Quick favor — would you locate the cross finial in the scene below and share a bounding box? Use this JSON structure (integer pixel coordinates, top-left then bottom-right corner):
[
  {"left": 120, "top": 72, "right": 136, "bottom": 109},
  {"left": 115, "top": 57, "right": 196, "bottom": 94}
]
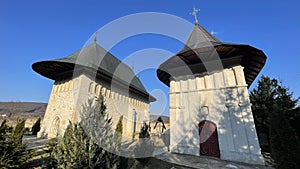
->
[
  {"left": 131, "top": 62, "right": 134, "bottom": 72},
  {"left": 93, "top": 32, "right": 98, "bottom": 43},
  {"left": 191, "top": 8, "right": 200, "bottom": 24}
]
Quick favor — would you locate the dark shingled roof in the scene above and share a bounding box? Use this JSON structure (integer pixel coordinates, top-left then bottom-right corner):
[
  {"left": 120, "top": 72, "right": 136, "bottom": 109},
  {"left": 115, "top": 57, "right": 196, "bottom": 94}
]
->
[
  {"left": 157, "top": 24, "right": 267, "bottom": 87},
  {"left": 32, "top": 43, "right": 155, "bottom": 102}
]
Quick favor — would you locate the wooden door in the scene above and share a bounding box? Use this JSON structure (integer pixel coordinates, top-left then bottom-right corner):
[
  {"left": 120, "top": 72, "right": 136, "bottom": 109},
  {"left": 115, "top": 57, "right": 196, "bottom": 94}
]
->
[{"left": 199, "top": 120, "right": 220, "bottom": 158}]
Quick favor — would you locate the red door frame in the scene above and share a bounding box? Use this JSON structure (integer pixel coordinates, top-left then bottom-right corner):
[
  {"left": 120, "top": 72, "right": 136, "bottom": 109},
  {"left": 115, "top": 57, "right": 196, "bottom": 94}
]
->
[{"left": 199, "top": 120, "right": 220, "bottom": 158}]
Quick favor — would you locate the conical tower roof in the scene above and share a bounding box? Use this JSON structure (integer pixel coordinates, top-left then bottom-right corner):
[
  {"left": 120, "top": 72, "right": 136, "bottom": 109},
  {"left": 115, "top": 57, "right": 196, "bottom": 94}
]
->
[
  {"left": 157, "top": 23, "right": 267, "bottom": 87},
  {"left": 32, "top": 43, "right": 155, "bottom": 102},
  {"left": 182, "top": 23, "right": 220, "bottom": 50}
]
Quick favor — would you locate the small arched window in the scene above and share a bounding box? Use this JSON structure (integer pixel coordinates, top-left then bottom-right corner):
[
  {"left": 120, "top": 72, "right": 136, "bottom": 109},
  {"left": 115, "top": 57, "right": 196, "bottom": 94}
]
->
[
  {"left": 106, "top": 89, "right": 110, "bottom": 98},
  {"left": 69, "top": 81, "right": 73, "bottom": 91},
  {"left": 57, "top": 83, "right": 61, "bottom": 92},
  {"left": 51, "top": 116, "right": 61, "bottom": 137},
  {"left": 96, "top": 85, "right": 101, "bottom": 95},
  {"left": 88, "top": 82, "right": 94, "bottom": 93},
  {"left": 101, "top": 87, "right": 106, "bottom": 96},
  {"left": 53, "top": 85, "right": 57, "bottom": 93},
  {"left": 61, "top": 82, "right": 65, "bottom": 92}
]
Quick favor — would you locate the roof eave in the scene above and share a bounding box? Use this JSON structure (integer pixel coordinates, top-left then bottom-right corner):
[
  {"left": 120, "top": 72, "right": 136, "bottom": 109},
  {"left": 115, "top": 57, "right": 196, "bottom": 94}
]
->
[{"left": 156, "top": 44, "right": 267, "bottom": 88}]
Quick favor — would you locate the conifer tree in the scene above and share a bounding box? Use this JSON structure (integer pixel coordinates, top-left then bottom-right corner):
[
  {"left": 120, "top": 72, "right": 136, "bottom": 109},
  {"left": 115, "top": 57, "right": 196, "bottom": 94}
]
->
[
  {"left": 269, "top": 105, "right": 300, "bottom": 169},
  {"left": 0, "top": 119, "right": 33, "bottom": 168},
  {"left": 80, "top": 95, "right": 120, "bottom": 155},
  {"left": 0, "top": 120, "right": 7, "bottom": 141},
  {"left": 11, "top": 119, "right": 26, "bottom": 143},
  {"left": 44, "top": 122, "right": 109, "bottom": 169},
  {"left": 116, "top": 115, "right": 123, "bottom": 144},
  {"left": 250, "top": 76, "right": 300, "bottom": 168},
  {"left": 250, "top": 76, "right": 299, "bottom": 133},
  {"left": 44, "top": 95, "right": 123, "bottom": 169},
  {"left": 134, "top": 122, "right": 153, "bottom": 159},
  {"left": 138, "top": 122, "right": 150, "bottom": 139}
]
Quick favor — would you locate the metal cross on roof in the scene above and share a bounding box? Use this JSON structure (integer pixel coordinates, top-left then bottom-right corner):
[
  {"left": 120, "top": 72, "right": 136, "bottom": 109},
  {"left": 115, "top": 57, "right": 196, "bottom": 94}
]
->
[
  {"left": 93, "top": 32, "right": 98, "bottom": 43},
  {"left": 191, "top": 8, "right": 200, "bottom": 24}
]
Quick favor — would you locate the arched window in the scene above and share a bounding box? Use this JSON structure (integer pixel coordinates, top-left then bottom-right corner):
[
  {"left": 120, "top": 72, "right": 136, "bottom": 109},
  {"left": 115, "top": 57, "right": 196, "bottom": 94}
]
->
[
  {"left": 111, "top": 92, "right": 115, "bottom": 99},
  {"left": 61, "top": 82, "right": 65, "bottom": 92},
  {"left": 88, "top": 82, "right": 94, "bottom": 93},
  {"left": 69, "top": 81, "right": 73, "bottom": 91},
  {"left": 101, "top": 87, "right": 106, "bottom": 96},
  {"left": 95, "top": 85, "right": 101, "bottom": 95},
  {"left": 73, "top": 79, "right": 78, "bottom": 90},
  {"left": 51, "top": 116, "right": 60, "bottom": 137},
  {"left": 53, "top": 85, "right": 57, "bottom": 93},
  {"left": 66, "top": 81, "right": 70, "bottom": 91},
  {"left": 132, "top": 109, "right": 137, "bottom": 134},
  {"left": 106, "top": 89, "right": 110, "bottom": 98},
  {"left": 131, "top": 98, "right": 134, "bottom": 104},
  {"left": 57, "top": 83, "right": 61, "bottom": 92}
]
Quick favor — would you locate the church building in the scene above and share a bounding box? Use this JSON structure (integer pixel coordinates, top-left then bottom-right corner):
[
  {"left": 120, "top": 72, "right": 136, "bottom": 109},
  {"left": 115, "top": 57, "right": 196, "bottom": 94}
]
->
[
  {"left": 157, "top": 22, "right": 267, "bottom": 165},
  {"left": 33, "top": 42, "right": 155, "bottom": 138},
  {"left": 33, "top": 13, "right": 267, "bottom": 165}
]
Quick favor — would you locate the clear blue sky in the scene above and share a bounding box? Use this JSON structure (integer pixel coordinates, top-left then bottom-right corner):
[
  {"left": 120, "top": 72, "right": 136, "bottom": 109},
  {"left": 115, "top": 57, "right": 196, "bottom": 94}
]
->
[{"left": 0, "top": 1, "right": 299, "bottom": 115}]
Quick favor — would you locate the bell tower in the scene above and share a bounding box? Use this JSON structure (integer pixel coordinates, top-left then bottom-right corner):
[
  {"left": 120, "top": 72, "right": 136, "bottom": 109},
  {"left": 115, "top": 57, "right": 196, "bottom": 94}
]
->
[{"left": 157, "top": 21, "right": 266, "bottom": 165}]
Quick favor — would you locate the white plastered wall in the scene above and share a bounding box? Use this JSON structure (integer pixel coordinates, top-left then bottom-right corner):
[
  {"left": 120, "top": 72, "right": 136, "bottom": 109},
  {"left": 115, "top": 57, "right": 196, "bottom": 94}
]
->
[
  {"left": 38, "top": 73, "right": 150, "bottom": 138},
  {"left": 169, "top": 66, "right": 264, "bottom": 165}
]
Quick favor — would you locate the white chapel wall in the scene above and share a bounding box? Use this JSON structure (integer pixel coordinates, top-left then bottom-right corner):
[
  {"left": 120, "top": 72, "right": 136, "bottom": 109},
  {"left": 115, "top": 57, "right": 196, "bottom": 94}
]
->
[
  {"left": 169, "top": 65, "right": 264, "bottom": 165},
  {"left": 38, "top": 76, "right": 78, "bottom": 138},
  {"left": 80, "top": 74, "right": 150, "bottom": 137},
  {"left": 39, "top": 73, "right": 150, "bottom": 138}
]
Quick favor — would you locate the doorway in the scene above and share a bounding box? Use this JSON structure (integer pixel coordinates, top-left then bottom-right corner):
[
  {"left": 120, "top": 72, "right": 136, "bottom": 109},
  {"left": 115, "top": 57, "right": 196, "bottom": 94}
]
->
[{"left": 199, "top": 120, "right": 220, "bottom": 158}]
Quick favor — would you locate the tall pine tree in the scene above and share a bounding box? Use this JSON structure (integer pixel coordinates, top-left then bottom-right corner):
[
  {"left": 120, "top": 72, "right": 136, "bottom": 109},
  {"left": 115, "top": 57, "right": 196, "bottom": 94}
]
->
[
  {"left": 134, "top": 122, "right": 153, "bottom": 159},
  {"left": 115, "top": 115, "right": 123, "bottom": 144},
  {"left": 269, "top": 105, "right": 300, "bottom": 169},
  {"left": 0, "top": 120, "right": 7, "bottom": 141},
  {"left": 0, "top": 119, "right": 33, "bottom": 169},
  {"left": 250, "top": 76, "right": 300, "bottom": 168},
  {"left": 250, "top": 76, "right": 299, "bottom": 133}
]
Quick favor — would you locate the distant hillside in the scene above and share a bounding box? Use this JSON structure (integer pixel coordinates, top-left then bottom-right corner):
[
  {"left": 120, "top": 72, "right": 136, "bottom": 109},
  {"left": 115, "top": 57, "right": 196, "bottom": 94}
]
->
[
  {"left": 150, "top": 114, "right": 170, "bottom": 123},
  {"left": 0, "top": 102, "right": 47, "bottom": 118},
  {"left": 0, "top": 102, "right": 171, "bottom": 123}
]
